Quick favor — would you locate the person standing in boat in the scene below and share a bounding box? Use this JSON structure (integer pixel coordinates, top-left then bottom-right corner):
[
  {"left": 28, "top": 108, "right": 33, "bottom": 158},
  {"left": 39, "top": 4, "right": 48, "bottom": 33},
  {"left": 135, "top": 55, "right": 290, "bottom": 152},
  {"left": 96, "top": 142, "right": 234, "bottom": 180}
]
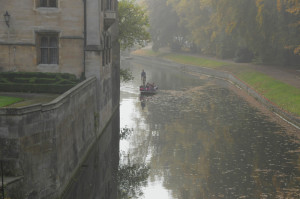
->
[{"left": 141, "top": 70, "right": 146, "bottom": 86}]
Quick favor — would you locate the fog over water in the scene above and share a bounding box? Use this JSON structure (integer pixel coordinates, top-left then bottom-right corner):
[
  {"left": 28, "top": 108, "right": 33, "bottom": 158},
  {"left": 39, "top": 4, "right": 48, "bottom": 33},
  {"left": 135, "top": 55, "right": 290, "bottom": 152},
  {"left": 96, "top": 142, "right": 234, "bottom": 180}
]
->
[{"left": 119, "top": 56, "right": 300, "bottom": 198}]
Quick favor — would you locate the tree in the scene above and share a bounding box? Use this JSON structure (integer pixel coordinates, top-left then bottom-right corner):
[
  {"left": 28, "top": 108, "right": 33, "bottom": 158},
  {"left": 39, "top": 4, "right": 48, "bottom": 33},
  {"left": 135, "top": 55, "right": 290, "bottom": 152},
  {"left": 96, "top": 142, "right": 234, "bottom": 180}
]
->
[
  {"left": 279, "top": 0, "right": 300, "bottom": 55},
  {"left": 120, "top": 68, "right": 134, "bottom": 82},
  {"left": 119, "top": 0, "right": 150, "bottom": 50},
  {"left": 147, "top": 0, "right": 187, "bottom": 51}
]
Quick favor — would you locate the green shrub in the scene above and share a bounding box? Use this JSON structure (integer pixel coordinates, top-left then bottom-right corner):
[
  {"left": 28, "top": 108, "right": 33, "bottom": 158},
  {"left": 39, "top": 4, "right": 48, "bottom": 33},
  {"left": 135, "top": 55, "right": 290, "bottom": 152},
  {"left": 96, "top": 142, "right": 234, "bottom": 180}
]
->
[{"left": 0, "top": 72, "right": 81, "bottom": 94}]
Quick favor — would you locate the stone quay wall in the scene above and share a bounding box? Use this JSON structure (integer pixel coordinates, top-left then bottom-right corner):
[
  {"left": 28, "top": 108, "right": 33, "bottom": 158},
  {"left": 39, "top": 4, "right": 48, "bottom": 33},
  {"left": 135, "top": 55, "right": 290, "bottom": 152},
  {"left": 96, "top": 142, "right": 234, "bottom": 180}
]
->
[
  {"left": 181, "top": 64, "right": 300, "bottom": 128},
  {"left": 0, "top": 76, "right": 116, "bottom": 199}
]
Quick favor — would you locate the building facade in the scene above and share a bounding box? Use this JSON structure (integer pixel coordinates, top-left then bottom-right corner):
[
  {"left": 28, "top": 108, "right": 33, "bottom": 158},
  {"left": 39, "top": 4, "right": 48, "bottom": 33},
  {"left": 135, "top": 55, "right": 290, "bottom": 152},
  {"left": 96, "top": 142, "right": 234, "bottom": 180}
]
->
[
  {"left": 0, "top": 0, "right": 120, "bottom": 198},
  {"left": 0, "top": 0, "right": 117, "bottom": 79}
]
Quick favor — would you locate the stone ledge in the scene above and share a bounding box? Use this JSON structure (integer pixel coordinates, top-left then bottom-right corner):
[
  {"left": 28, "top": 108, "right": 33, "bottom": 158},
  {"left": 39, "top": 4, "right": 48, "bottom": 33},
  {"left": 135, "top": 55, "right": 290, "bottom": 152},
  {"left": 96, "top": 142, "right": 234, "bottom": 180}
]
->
[
  {"left": 0, "top": 176, "right": 23, "bottom": 188},
  {"left": 0, "top": 42, "right": 35, "bottom": 46},
  {"left": 85, "top": 45, "right": 104, "bottom": 51},
  {"left": 0, "top": 76, "right": 97, "bottom": 115}
]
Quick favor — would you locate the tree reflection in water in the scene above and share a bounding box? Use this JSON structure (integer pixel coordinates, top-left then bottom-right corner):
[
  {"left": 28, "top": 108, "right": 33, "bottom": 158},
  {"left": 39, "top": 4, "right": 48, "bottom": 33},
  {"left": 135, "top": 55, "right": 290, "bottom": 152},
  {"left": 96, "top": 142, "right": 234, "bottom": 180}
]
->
[
  {"left": 123, "top": 85, "right": 300, "bottom": 198},
  {"left": 118, "top": 127, "right": 150, "bottom": 199},
  {"left": 120, "top": 127, "right": 134, "bottom": 140}
]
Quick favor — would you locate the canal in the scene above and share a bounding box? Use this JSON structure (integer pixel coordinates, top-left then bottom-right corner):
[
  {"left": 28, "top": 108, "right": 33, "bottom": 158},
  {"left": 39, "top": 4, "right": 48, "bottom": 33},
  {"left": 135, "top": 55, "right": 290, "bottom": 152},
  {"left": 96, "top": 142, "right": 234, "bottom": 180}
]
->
[{"left": 119, "top": 55, "right": 300, "bottom": 198}]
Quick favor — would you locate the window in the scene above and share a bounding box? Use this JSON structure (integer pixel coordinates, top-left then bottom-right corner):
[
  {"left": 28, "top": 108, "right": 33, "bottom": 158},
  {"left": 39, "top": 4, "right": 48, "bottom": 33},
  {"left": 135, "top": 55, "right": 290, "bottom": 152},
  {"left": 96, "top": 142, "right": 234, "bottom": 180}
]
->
[
  {"left": 106, "top": 0, "right": 112, "bottom": 10},
  {"left": 39, "top": 0, "right": 57, "bottom": 7},
  {"left": 101, "top": 0, "right": 104, "bottom": 11},
  {"left": 38, "top": 34, "right": 59, "bottom": 64},
  {"left": 102, "top": 33, "right": 111, "bottom": 66}
]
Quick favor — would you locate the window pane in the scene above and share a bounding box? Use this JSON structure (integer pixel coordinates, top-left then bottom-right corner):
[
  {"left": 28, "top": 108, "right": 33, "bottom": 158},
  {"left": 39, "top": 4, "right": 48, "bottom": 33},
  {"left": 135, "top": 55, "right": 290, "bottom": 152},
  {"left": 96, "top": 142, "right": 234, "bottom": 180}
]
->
[
  {"left": 40, "top": 0, "right": 47, "bottom": 7},
  {"left": 109, "top": 49, "right": 111, "bottom": 63},
  {"left": 106, "top": 50, "right": 109, "bottom": 64},
  {"left": 49, "top": 48, "right": 58, "bottom": 64},
  {"left": 106, "top": 0, "right": 110, "bottom": 10},
  {"left": 102, "top": 51, "right": 105, "bottom": 66},
  {"left": 41, "top": 49, "right": 48, "bottom": 64},
  {"left": 105, "top": 36, "right": 109, "bottom": 49},
  {"left": 49, "top": 0, "right": 57, "bottom": 7},
  {"left": 49, "top": 37, "right": 57, "bottom": 47},
  {"left": 41, "top": 37, "right": 48, "bottom": 48},
  {"left": 39, "top": 34, "right": 58, "bottom": 64},
  {"left": 108, "top": 36, "right": 111, "bottom": 48}
]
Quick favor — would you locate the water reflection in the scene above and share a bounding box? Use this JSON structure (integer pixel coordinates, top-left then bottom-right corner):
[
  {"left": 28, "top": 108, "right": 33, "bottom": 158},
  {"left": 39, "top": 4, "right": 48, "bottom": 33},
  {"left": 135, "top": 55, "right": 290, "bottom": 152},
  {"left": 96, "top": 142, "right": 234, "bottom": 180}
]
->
[
  {"left": 119, "top": 127, "right": 150, "bottom": 199},
  {"left": 145, "top": 86, "right": 300, "bottom": 198},
  {"left": 140, "top": 95, "right": 146, "bottom": 110},
  {"left": 120, "top": 56, "right": 300, "bottom": 199},
  {"left": 63, "top": 110, "right": 119, "bottom": 199}
]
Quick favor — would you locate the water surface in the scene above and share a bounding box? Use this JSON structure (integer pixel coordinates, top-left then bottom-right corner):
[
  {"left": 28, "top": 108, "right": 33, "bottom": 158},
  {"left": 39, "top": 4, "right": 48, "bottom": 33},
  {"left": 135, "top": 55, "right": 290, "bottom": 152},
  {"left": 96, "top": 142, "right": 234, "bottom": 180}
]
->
[{"left": 120, "top": 56, "right": 300, "bottom": 199}]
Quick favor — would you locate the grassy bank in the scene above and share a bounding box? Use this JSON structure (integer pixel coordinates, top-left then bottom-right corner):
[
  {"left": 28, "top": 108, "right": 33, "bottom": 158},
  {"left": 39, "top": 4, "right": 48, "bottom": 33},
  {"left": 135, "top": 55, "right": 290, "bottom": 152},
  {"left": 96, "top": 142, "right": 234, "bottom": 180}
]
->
[
  {"left": 238, "top": 72, "right": 300, "bottom": 116},
  {"left": 133, "top": 49, "right": 300, "bottom": 116},
  {"left": 163, "top": 54, "right": 227, "bottom": 68},
  {"left": 0, "top": 96, "right": 23, "bottom": 107}
]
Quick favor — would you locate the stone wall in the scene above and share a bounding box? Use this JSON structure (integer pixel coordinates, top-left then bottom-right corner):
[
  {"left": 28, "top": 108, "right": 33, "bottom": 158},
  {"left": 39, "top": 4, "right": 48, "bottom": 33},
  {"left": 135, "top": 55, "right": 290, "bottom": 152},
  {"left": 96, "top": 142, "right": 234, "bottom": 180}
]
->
[
  {"left": 0, "top": 76, "right": 117, "bottom": 199},
  {"left": 0, "top": 0, "right": 120, "bottom": 198},
  {"left": 61, "top": 109, "right": 119, "bottom": 199},
  {"left": 0, "top": 0, "right": 85, "bottom": 77}
]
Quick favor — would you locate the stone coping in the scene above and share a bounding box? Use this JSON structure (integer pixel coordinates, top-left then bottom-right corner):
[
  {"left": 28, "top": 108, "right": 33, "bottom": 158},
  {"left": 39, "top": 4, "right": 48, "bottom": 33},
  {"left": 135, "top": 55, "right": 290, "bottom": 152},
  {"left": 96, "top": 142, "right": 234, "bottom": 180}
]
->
[
  {"left": 0, "top": 76, "right": 97, "bottom": 116},
  {"left": 0, "top": 176, "right": 23, "bottom": 188}
]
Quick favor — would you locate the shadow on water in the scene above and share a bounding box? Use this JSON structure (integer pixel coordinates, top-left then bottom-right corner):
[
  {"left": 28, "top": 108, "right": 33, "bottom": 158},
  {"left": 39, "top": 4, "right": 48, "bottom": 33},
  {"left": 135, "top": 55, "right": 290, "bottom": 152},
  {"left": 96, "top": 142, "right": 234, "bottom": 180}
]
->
[
  {"left": 62, "top": 111, "right": 150, "bottom": 199},
  {"left": 120, "top": 57, "right": 300, "bottom": 198},
  {"left": 62, "top": 110, "right": 120, "bottom": 199}
]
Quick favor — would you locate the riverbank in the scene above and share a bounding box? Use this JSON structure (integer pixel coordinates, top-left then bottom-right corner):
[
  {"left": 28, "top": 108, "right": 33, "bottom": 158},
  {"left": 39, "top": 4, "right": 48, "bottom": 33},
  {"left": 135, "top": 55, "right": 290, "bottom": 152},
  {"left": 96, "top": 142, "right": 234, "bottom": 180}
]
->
[{"left": 131, "top": 48, "right": 300, "bottom": 128}]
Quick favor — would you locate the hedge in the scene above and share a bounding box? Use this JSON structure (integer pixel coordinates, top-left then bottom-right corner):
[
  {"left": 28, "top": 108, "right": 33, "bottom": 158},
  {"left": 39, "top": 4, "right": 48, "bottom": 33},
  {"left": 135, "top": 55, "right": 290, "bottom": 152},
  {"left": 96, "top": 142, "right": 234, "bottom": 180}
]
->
[{"left": 0, "top": 72, "right": 81, "bottom": 94}]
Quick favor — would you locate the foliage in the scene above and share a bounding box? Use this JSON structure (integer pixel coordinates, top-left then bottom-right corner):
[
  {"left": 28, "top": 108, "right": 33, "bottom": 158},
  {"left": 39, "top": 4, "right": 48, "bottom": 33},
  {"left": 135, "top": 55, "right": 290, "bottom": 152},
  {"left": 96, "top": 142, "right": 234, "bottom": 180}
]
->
[
  {"left": 280, "top": 0, "right": 300, "bottom": 55},
  {"left": 120, "top": 68, "right": 134, "bottom": 82},
  {"left": 120, "top": 127, "right": 134, "bottom": 139},
  {"left": 118, "top": 163, "right": 149, "bottom": 198},
  {"left": 118, "top": 151, "right": 150, "bottom": 199},
  {"left": 0, "top": 96, "right": 23, "bottom": 107},
  {"left": 119, "top": 0, "right": 150, "bottom": 50},
  {"left": 146, "top": 0, "right": 187, "bottom": 51},
  {"left": 0, "top": 72, "right": 80, "bottom": 94},
  {"left": 145, "top": 0, "right": 300, "bottom": 65}
]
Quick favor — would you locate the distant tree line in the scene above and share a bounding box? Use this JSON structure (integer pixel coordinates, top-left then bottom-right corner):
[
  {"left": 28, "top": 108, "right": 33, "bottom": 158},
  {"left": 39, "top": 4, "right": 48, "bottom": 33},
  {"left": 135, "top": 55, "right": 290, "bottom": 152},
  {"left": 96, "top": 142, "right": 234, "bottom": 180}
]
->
[{"left": 146, "top": 0, "right": 300, "bottom": 65}]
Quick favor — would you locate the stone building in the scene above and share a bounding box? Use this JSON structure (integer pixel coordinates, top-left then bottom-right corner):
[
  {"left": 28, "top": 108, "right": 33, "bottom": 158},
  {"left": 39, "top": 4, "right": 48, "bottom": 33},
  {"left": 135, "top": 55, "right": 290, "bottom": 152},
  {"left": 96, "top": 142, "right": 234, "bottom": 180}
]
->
[
  {"left": 0, "top": 0, "right": 120, "bottom": 198},
  {"left": 0, "top": 0, "right": 118, "bottom": 79}
]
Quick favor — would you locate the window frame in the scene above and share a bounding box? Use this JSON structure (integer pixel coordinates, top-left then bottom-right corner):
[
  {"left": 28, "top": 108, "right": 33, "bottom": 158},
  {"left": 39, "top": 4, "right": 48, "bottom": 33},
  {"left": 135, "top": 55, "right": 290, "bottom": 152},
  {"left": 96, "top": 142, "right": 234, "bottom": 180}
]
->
[
  {"left": 105, "top": 0, "right": 112, "bottom": 10},
  {"left": 37, "top": 33, "right": 59, "bottom": 65},
  {"left": 102, "top": 33, "right": 112, "bottom": 66},
  {"left": 38, "top": 0, "right": 57, "bottom": 8}
]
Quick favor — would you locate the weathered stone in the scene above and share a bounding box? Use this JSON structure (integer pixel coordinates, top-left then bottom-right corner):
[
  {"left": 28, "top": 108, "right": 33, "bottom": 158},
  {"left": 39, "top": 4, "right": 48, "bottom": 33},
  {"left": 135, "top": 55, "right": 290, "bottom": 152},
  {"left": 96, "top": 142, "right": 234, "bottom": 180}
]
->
[{"left": 0, "top": 0, "right": 120, "bottom": 198}]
